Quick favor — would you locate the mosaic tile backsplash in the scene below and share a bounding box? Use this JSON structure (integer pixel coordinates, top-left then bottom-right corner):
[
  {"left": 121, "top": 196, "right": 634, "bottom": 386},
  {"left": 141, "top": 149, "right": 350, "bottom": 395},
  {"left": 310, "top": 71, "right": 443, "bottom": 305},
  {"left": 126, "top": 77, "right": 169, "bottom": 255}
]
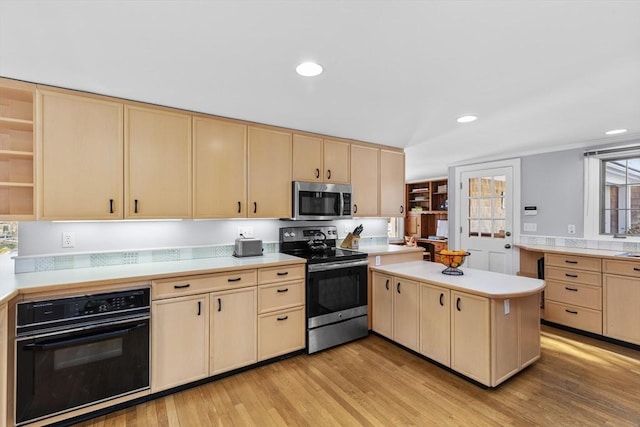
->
[
  {"left": 13, "top": 236, "right": 390, "bottom": 274},
  {"left": 519, "top": 235, "right": 640, "bottom": 253},
  {"left": 14, "top": 242, "right": 279, "bottom": 274}
]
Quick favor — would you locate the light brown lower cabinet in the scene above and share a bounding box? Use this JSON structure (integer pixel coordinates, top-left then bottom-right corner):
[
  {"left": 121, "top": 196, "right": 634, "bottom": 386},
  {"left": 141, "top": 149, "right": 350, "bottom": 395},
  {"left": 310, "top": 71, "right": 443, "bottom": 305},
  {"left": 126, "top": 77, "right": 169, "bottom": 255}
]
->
[
  {"left": 604, "top": 273, "right": 640, "bottom": 345},
  {"left": 152, "top": 294, "right": 210, "bottom": 392},
  {"left": 374, "top": 271, "right": 541, "bottom": 387},
  {"left": 0, "top": 303, "right": 6, "bottom": 425},
  {"left": 258, "top": 306, "right": 305, "bottom": 361},
  {"left": 420, "top": 283, "right": 450, "bottom": 366},
  {"left": 210, "top": 287, "right": 257, "bottom": 375},
  {"left": 451, "top": 291, "right": 491, "bottom": 384}
]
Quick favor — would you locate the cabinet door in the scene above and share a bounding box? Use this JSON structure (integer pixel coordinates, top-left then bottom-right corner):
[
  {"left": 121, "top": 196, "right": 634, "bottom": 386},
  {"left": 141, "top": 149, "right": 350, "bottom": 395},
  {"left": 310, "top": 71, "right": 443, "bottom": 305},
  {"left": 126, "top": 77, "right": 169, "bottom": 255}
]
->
[
  {"left": 0, "top": 303, "right": 6, "bottom": 424},
  {"left": 604, "top": 275, "right": 640, "bottom": 345},
  {"left": 406, "top": 214, "right": 420, "bottom": 237},
  {"left": 451, "top": 291, "right": 490, "bottom": 385},
  {"left": 393, "top": 278, "right": 419, "bottom": 351},
  {"left": 210, "top": 287, "right": 257, "bottom": 375},
  {"left": 152, "top": 294, "right": 209, "bottom": 392},
  {"left": 125, "top": 105, "right": 192, "bottom": 218},
  {"left": 323, "top": 139, "right": 350, "bottom": 183},
  {"left": 372, "top": 272, "right": 393, "bottom": 338},
  {"left": 247, "top": 127, "right": 292, "bottom": 218},
  {"left": 420, "top": 284, "right": 450, "bottom": 366},
  {"left": 292, "top": 134, "right": 323, "bottom": 182},
  {"left": 351, "top": 144, "right": 379, "bottom": 217},
  {"left": 258, "top": 306, "right": 305, "bottom": 360},
  {"left": 193, "top": 117, "right": 247, "bottom": 218},
  {"left": 380, "top": 150, "right": 405, "bottom": 217},
  {"left": 39, "top": 90, "right": 123, "bottom": 219}
]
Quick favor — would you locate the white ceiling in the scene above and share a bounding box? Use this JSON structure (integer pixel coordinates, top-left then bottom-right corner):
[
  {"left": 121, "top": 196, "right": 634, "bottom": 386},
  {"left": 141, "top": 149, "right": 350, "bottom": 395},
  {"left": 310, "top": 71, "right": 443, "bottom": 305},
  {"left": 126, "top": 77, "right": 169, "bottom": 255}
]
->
[{"left": 1, "top": 0, "right": 639, "bottom": 181}]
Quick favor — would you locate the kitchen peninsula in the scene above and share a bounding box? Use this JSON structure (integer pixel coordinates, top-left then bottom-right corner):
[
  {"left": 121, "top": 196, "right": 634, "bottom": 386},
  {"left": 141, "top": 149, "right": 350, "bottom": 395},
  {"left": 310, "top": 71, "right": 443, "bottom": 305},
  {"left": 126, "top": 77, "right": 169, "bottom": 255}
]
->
[{"left": 370, "top": 261, "right": 545, "bottom": 387}]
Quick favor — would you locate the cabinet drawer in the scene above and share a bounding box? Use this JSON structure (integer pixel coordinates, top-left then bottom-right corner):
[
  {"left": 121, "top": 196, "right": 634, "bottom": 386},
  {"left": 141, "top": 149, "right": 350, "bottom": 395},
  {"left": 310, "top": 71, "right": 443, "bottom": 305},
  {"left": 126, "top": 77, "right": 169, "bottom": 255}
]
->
[
  {"left": 545, "top": 280, "right": 601, "bottom": 310},
  {"left": 258, "top": 280, "right": 305, "bottom": 313},
  {"left": 258, "top": 264, "right": 305, "bottom": 285},
  {"left": 545, "top": 253, "right": 601, "bottom": 272},
  {"left": 258, "top": 306, "right": 305, "bottom": 360},
  {"left": 545, "top": 266, "right": 602, "bottom": 287},
  {"left": 603, "top": 259, "right": 640, "bottom": 278},
  {"left": 153, "top": 269, "right": 257, "bottom": 299},
  {"left": 545, "top": 301, "right": 602, "bottom": 334}
]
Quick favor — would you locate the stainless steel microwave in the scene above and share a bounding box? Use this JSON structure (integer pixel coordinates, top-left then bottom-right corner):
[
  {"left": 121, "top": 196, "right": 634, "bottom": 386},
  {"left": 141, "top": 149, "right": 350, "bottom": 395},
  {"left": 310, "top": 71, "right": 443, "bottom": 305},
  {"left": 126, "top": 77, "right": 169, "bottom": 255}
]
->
[{"left": 292, "top": 181, "right": 353, "bottom": 220}]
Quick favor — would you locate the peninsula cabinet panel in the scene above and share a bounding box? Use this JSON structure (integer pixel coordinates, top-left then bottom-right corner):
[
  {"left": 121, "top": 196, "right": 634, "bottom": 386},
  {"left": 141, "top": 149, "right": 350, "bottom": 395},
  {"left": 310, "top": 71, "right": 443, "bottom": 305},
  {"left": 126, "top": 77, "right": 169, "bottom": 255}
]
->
[
  {"left": 247, "top": 127, "right": 292, "bottom": 218},
  {"left": 392, "top": 278, "right": 419, "bottom": 351},
  {"left": 125, "top": 105, "right": 192, "bottom": 219},
  {"left": 490, "top": 298, "right": 520, "bottom": 385},
  {"left": 419, "top": 283, "right": 450, "bottom": 366},
  {"left": 152, "top": 294, "right": 210, "bottom": 392},
  {"left": 38, "top": 90, "right": 124, "bottom": 219},
  {"left": 0, "top": 303, "right": 6, "bottom": 425},
  {"left": 380, "top": 149, "right": 405, "bottom": 217},
  {"left": 604, "top": 274, "right": 640, "bottom": 345},
  {"left": 210, "top": 287, "right": 257, "bottom": 375},
  {"left": 451, "top": 291, "right": 490, "bottom": 385},
  {"left": 351, "top": 144, "right": 379, "bottom": 217},
  {"left": 372, "top": 272, "right": 393, "bottom": 339},
  {"left": 193, "top": 117, "right": 247, "bottom": 218}
]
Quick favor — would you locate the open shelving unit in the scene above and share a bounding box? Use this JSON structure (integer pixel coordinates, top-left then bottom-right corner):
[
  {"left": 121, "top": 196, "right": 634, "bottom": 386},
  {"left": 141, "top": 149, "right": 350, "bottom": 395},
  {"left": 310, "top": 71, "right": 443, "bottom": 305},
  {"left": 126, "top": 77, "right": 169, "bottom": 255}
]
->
[
  {"left": 405, "top": 178, "right": 448, "bottom": 238},
  {"left": 0, "top": 78, "right": 36, "bottom": 219}
]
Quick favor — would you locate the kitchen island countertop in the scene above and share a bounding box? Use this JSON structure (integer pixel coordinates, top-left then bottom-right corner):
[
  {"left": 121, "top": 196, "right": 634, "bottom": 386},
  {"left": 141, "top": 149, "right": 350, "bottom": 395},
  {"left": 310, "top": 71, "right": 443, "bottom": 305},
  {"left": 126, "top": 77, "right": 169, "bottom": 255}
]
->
[
  {"left": 0, "top": 253, "right": 305, "bottom": 303},
  {"left": 370, "top": 260, "right": 544, "bottom": 298}
]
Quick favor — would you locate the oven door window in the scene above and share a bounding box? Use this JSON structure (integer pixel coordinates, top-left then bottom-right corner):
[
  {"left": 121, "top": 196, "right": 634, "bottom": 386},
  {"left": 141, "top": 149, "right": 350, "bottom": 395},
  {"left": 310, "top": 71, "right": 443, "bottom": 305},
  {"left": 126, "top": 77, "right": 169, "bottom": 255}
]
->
[
  {"left": 16, "top": 320, "right": 149, "bottom": 425},
  {"left": 298, "top": 190, "right": 341, "bottom": 217},
  {"left": 307, "top": 266, "right": 367, "bottom": 318}
]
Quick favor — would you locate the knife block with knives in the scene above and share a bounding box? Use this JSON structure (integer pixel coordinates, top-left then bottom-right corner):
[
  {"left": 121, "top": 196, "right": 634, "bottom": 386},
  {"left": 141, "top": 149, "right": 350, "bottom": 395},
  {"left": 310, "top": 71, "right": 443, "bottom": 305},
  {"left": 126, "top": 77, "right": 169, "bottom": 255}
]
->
[{"left": 340, "top": 224, "right": 363, "bottom": 249}]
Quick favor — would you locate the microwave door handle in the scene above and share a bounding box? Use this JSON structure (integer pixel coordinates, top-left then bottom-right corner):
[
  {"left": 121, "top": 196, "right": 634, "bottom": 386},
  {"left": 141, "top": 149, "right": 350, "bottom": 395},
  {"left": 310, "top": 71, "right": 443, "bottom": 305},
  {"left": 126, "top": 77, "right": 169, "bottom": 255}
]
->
[{"left": 22, "top": 323, "right": 147, "bottom": 351}]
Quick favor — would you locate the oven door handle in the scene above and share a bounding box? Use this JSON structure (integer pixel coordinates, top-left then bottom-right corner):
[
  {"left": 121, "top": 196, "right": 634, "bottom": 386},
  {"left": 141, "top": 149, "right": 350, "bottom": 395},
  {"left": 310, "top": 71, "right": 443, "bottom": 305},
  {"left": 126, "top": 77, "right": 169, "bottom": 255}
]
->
[
  {"left": 307, "top": 259, "right": 369, "bottom": 272},
  {"left": 22, "top": 323, "right": 147, "bottom": 351}
]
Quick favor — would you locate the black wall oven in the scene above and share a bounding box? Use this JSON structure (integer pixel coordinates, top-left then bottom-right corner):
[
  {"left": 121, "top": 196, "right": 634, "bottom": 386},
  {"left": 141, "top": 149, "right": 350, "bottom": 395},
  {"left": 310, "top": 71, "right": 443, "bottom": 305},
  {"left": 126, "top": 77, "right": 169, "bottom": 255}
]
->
[{"left": 15, "top": 288, "right": 150, "bottom": 426}]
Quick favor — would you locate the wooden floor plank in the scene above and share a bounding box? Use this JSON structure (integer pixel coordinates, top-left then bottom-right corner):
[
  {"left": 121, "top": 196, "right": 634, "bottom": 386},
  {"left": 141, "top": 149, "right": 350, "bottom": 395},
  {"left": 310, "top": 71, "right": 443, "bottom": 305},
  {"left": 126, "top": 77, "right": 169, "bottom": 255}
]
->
[{"left": 73, "top": 325, "right": 640, "bottom": 426}]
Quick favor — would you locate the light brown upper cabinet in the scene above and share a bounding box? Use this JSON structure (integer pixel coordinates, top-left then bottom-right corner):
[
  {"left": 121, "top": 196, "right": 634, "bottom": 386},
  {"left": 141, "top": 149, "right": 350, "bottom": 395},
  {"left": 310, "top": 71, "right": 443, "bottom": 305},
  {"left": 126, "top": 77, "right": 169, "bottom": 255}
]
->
[
  {"left": 380, "top": 149, "right": 405, "bottom": 217},
  {"left": 193, "top": 117, "right": 247, "bottom": 218},
  {"left": 247, "top": 127, "right": 292, "bottom": 218},
  {"left": 38, "top": 90, "right": 124, "bottom": 220},
  {"left": 0, "top": 78, "right": 35, "bottom": 219},
  {"left": 350, "top": 144, "right": 379, "bottom": 217},
  {"left": 292, "top": 134, "right": 349, "bottom": 184},
  {"left": 125, "top": 105, "right": 192, "bottom": 219}
]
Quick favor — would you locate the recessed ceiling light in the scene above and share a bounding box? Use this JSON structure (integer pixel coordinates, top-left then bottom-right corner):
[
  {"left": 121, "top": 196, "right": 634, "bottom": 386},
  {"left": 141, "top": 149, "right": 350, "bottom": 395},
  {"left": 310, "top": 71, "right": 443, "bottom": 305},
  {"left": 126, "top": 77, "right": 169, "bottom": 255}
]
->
[
  {"left": 296, "top": 62, "right": 323, "bottom": 77},
  {"left": 605, "top": 128, "right": 628, "bottom": 135},
  {"left": 457, "top": 115, "right": 478, "bottom": 123}
]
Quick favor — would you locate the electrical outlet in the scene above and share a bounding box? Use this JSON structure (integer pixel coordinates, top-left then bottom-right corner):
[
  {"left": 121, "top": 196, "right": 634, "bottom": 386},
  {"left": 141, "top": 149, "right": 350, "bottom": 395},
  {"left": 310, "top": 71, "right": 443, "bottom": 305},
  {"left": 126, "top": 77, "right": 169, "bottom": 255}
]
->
[
  {"left": 238, "top": 226, "right": 253, "bottom": 238},
  {"left": 62, "top": 232, "right": 75, "bottom": 248},
  {"left": 568, "top": 224, "right": 576, "bottom": 234},
  {"left": 343, "top": 224, "right": 352, "bottom": 234},
  {"left": 523, "top": 223, "right": 537, "bottom": 232}
]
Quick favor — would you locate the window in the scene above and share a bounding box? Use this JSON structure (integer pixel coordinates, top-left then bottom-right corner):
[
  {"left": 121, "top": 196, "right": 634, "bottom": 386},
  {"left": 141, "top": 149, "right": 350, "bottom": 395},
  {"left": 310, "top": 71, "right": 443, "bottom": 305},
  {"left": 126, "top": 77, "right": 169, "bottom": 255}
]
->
[
  {"left": 0, "top": 221, "right": 18, "bottom": 255},
  {"left": 601, "top": 157, "right": 640, "bottom": 235}
]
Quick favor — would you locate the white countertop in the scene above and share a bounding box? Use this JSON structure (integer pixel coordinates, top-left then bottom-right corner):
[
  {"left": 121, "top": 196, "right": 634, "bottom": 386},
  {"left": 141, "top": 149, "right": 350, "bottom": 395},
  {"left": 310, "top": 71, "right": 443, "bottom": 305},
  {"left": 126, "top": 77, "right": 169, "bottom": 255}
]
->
[
  {"left": 515, "top": 243, "right": 633, "bottom": 259},
  {"left": 371, "top": 261, "right": 545, "bottom": 298},
  {"left": 0, "top": 253, "right": 305, "bottom": 303}
]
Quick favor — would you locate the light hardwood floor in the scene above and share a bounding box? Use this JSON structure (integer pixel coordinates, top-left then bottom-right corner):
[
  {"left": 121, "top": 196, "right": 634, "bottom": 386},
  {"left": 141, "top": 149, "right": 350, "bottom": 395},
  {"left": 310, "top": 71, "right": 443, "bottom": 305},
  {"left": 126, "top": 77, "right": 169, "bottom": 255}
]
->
[{"left": 75, "top": 325, "right": 640, "bottom": 426}]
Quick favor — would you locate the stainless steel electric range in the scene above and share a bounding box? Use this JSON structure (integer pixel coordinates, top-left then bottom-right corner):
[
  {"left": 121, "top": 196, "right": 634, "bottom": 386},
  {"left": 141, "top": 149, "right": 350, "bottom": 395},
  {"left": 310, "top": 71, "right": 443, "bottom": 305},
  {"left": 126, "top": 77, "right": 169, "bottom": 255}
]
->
[{"left": 279, "top": 225, "right": 369, "bottom": 353}]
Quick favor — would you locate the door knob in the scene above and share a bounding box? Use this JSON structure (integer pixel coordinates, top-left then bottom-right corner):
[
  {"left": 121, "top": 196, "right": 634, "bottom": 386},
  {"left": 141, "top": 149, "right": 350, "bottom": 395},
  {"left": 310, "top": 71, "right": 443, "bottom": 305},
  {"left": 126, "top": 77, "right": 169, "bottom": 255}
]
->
[
  {"left": 505, "top": 231, "right": 511, "bottom": 237},
  {"left": 505, "top": 244, "right": 511, "bottom": 249}
]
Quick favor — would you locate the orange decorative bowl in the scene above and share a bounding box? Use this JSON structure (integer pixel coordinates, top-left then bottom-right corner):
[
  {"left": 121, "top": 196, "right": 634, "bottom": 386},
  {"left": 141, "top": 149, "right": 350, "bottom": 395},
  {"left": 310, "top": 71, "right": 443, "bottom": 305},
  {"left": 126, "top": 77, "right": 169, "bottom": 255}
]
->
[{"left": 438, "top": 251, "right": 470, "bottom": 275}]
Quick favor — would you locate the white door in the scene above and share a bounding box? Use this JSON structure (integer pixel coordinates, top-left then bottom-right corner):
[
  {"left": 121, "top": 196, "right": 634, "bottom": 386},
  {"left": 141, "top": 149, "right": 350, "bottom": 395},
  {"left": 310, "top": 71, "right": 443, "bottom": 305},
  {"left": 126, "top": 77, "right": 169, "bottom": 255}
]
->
[{"left": 458, "top": 165, "right": 515, "bottom": 274}]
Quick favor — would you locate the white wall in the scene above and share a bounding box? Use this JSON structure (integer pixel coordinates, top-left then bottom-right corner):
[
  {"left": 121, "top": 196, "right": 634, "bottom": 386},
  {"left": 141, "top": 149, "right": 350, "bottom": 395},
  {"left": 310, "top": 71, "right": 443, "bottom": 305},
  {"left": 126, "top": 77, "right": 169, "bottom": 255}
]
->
[{"left": 18, "top": 218, "right": 389, "bottom": 256}]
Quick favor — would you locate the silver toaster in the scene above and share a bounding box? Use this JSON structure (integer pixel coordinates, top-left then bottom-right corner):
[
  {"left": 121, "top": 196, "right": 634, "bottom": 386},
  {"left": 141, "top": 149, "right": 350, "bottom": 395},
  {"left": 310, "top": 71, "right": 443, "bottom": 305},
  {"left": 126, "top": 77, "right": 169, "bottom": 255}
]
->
[{"left": 233, "top": 238, "right": 263, "bottom": 257}]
